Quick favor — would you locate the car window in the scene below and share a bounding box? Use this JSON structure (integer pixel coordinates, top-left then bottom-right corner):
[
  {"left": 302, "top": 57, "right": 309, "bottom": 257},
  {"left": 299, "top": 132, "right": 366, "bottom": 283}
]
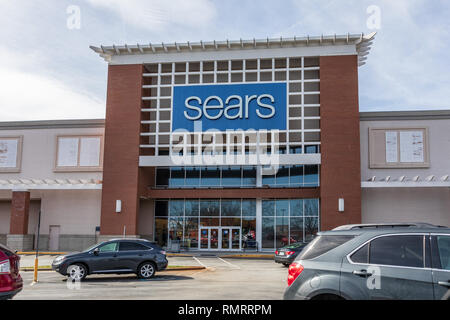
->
[
  {"left": 98, "top": 242, "right": 118, "bottom": 253},
  {"left": 297, "top": 235, "right": 355, "bottom": 260},
  {"left": 0, "top": 244, "right": 14, "bottom": 256},
  {"left": 350, "top": 243, "right": 369, "bottom": 264},
  {"left": 369, "top": 235, "right": 424, "bottom": 268},
  {"left": 436, "top": 236, "right": 450, "bottom": 270},
  {"left": 284, "top": 242, "right": 306, "bottom": 249},
  {"left": 119, "top": 242, "right": 151, "bottom": 251}
]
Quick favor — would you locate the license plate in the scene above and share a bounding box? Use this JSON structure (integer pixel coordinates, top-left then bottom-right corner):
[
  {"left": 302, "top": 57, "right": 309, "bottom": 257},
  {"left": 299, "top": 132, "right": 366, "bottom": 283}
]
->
[{"left": 279, "top": 252, "right": 285, "bottom": 256}]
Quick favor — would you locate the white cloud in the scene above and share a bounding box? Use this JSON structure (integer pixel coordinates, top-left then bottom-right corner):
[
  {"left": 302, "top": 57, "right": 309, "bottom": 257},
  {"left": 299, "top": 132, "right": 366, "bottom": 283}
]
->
[
  {"left": 0, "top": 49, "right": 105, "bottom": 121},
  {"left": 85, "top": 0, "right": 217, "bottom": 31},
  {"left": 284, "top": 0, "right": 450, "bottom": 111}
]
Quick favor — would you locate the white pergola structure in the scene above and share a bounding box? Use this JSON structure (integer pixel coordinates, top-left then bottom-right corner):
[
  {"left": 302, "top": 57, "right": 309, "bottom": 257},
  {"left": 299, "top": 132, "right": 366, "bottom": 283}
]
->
[
  {"left": 90, "top": 32, "right": 376, "bottom": 67},
  {"left": 362, "top": 175, "right": 450, "bottom": 188},
  {"left": 0, "top": 178, "right": 102, "bottom": 190}
]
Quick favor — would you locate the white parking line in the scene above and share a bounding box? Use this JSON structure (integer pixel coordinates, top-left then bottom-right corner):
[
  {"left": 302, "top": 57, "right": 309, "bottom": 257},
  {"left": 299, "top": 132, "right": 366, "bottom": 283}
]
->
[
  {"left": 193, "top": 256, "right": 208, "bottom": 268},
  {"left": 218, "top": 257, "right": 241, "bottom": 269}
]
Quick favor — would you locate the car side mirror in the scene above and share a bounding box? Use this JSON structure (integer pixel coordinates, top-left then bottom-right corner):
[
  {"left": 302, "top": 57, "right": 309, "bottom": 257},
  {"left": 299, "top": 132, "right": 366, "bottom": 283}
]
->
[{"left": 93, "top": 248, "right": 99, "bottom": 256}]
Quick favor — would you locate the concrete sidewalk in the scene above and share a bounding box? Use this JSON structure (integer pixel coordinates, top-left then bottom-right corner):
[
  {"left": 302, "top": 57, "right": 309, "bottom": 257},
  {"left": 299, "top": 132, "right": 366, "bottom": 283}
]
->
[{"left": 19, "top": 255, "right": 58, "bottom": 268}]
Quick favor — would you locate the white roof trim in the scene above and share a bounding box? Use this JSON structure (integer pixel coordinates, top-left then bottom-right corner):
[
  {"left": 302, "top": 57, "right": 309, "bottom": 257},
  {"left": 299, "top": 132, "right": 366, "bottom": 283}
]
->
[
  {"left": 90, "top": 32, "right": 375, "bottom": 67},
  {"left": 362, "top": 174, "right": 450, "bottom": 188},
  {"left": 0, "top": 178, "right": 102, "bottom": 190}
]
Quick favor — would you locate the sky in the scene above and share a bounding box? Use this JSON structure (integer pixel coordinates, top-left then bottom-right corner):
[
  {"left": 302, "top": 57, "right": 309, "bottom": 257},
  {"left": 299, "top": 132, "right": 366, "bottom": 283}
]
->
[{"left": 0, "top": 0, "right": 449, "bottom": 121}]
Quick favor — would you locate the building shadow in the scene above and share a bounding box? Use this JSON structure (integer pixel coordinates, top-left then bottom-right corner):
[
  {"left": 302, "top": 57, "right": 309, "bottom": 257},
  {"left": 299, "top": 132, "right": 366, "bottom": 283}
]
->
[{"left": 63, "top": 274, "right": 194, "bottom": 283}]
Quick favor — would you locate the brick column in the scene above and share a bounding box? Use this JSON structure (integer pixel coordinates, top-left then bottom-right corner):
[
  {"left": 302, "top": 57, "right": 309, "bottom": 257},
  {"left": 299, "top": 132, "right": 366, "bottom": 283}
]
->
[
  {"left": 7, "top": 191, "right": 33, "bottom": 251},
  {"left": 100, "top": 64, "right": 144, "bottom": 237},
  {"left": 319, "top": 55, "right": 362, "bottom": 230},
  {"left": 9, "top": 191, "right": 30, "bottom": 234}
]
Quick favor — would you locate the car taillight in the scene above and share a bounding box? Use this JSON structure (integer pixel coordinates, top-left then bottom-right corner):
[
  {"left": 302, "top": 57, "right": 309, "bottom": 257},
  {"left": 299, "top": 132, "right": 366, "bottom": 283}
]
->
[
  {"left": 0, "top": 259, "right": 11, "bottom": 274},
  {"left": 160, "top": 250, "right": 166, "bottom": 255},
  {"left": 286, "top": 251, "right": 295, "bottom": 256},
  {"left": 275, "top": 250, "right": 279, "bottom": 255},
  {"left": 287, "top": 262, "right": 304, "bottom": 286}
]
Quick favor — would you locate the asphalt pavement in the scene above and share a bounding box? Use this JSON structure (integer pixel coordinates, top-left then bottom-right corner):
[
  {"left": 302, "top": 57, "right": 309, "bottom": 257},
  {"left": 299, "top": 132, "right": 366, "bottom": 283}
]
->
[{"left": 15, "top": 256, "right": 288, "bottom": 300}]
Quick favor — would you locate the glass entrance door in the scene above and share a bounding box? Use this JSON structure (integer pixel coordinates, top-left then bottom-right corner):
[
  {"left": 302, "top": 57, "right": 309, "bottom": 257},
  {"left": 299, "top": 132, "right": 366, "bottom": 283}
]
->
[
  {"left": 199, "top": 227, "right": 219, "bottom": 249},
  {"left": 199, "top": 227, "right": 241, "bottom": 250},
  {"left": 210, "top": 228, "right": 219, "bottom": 249},
  {"left": 200, "top": 228, "right": 209, "bottom": 249},
  {"left": 221, "top": 229, "right": 230, "bottom": 249},
  {"left": 231, "top": 228, "right": 241, "bottom": 249}
]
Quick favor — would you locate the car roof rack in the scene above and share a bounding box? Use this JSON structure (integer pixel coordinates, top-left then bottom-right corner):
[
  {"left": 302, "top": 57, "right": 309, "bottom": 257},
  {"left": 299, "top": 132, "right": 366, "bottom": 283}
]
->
[{"left": 332, "top": 222, "right": 446, "bottom": 231}]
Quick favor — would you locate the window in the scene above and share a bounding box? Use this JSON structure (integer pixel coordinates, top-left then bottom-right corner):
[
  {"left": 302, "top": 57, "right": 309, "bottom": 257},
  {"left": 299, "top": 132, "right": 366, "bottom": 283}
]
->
[
  {"left": 304, "top": 165, "right": 319, "bottom": 186},
  {"left": 55, "top": 136, "right": 102, "bottom": 171},
  {"left": 156, "top": 168, "right": 169, "bottom": 186},
  {"left": 435, "top": 236, "right": 450, "bottom": 270},
  {"left": 262, "top": 198, "right": 319, "bottom": 248},
  {"left": 169, "top": 200, "right": 184, "bottom": 216},
  {"left": 242, "top": 200, "right": 256, "bottom": 217},
  {"left": 155, "top": 165, "right": 318, "bottom": 188},
  {"left": 369, "top": 128, "right": 429, "bottom": 168},
  {"left": 155, "top": 200, "right": 168, "bottom": 216},
  {"left": 169, "top": 167, "right": 185, "bottom": 187},
  {"left": 369, "top": 235, "right": 424, "bottom": 268},
  {"left": 221, "top": 200, "right": 241, "bottom": 217},
  {"left": 200, "top": 167, "right": 220, "bottom": 186},
  {"left": 119, "top": 242, "right": 150, "bottom": 251},
  {"left": 276, "top": 166, "right": 290, "bottom": 186},
  {"left": 0, "top": 136, "right": 23, "bottom": 173},
  {"left": 242, "top": 166, "right": 257, "bottom": 186},
  {"left": 200, "top": 200, "right": 220, "bottom": 216},
  {"left": 350, "top": 243, "right": 369, "bottom": 264},
  {"left": 185, "top": 167, "right": 200, "bottom": 187},
  {"left": 154, "top": 199, "right": 257, "bottom": 250},
  {"left": 98, "top": 242, "right": 118, "bottom": 253},
  {"left": 298, "top": 235, "right": 355, "bottom": 260},
  {"left": 222, "top": 166, "right": 242, "bottom": 187}
]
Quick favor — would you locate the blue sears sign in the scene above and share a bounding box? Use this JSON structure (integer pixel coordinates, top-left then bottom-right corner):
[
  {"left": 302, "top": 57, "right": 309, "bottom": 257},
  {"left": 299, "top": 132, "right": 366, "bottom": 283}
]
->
[{"left": 172, "top": 83, "right": 287, "bottom": 131}]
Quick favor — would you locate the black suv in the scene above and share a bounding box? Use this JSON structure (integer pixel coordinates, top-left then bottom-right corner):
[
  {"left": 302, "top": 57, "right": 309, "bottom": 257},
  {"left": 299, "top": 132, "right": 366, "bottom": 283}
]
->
[
  {"left": 284, "top": 223, "right": 450, "bottom": 300},
  {"left": 52, "top": 239, "right": 168, "bottom": 281}
]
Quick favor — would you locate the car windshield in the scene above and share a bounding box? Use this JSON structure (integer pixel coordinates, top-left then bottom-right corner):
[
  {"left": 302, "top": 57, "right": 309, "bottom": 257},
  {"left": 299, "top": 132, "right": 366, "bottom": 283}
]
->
[{"left": 84, "top": 243, "right": 102, "bottom": 252}]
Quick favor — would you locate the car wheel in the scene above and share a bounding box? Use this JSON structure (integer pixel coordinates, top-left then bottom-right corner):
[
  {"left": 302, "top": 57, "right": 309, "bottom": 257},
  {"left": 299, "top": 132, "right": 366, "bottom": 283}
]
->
[
  {"left": 138, "top": 262, "right": 156, "bottom": 279},
  {"left": 67, "top": 263, "right": 87, "bottom": 281},
  {"left": 283, "top": 263, "right": 290, "bottom": 267}
]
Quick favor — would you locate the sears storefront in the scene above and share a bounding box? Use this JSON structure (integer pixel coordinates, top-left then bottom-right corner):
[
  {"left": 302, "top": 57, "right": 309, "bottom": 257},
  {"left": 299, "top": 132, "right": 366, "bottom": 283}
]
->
[{"left": 146, "top": 57, "right": 322, "bottom": 251}]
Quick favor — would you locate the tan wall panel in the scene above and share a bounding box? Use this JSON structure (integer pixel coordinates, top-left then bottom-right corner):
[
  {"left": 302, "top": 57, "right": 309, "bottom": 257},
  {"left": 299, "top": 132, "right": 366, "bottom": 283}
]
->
[{"left": 362, "top": 188, "right": 450, "bottom": 227}]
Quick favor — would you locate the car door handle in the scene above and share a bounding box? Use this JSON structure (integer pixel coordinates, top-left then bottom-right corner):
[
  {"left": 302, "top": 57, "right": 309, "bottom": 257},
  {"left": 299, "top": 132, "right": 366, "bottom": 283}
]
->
[
  {"left": 353, "top": 270, "right": 373, "bottom": 277},
  {"left": 438, "top": 281, "right": 450, "bottom": 288}
]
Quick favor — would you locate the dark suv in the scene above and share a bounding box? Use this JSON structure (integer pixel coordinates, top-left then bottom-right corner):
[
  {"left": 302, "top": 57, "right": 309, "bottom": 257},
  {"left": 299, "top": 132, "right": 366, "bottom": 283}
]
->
[
  {"left": 284, "top": 223, "right": 450, "bottom": 300},
  {"left": 52, "top": 239, "right": 168, "bottom": 281}
]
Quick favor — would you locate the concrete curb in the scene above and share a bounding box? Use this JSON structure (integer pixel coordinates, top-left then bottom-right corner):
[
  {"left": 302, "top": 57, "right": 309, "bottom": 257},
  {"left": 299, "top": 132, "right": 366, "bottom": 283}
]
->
[
  {"left": 20, "top": 266, "right": 206, "bottom": 272},
  {"left": 18, "top": 252, "right": 66, "bottom": 255}
]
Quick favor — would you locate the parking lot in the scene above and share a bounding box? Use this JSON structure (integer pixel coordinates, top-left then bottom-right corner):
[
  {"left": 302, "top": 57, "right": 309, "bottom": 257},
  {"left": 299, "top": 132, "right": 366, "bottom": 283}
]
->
[{"left": 14, "top": 256, "right": 288, "bottom": 300}]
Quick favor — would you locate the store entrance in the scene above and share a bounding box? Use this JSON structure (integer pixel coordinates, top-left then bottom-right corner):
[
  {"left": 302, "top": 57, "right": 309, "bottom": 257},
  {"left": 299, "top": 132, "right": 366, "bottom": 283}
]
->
[{"left": 199, "top": 227, "right": 241, "bottom": 250}]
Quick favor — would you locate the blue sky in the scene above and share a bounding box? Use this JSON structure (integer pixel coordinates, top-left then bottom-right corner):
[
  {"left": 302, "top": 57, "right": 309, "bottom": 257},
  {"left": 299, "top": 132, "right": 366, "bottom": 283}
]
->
[{"left": 0, "top": 0, "right": 449, "bottom": 120}]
